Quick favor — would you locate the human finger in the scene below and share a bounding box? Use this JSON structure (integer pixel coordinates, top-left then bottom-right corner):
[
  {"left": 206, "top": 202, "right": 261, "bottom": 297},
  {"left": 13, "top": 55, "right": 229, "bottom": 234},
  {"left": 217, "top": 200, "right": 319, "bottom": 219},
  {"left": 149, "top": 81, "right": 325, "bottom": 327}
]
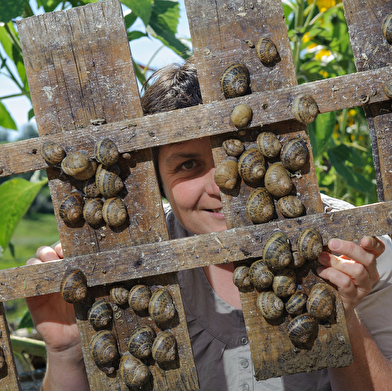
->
[
  {"left": 36, "top": 245, "right": 63, "bottom": 263},
  {"left": 360, "top": 236, "right": 385, "bottom": 258}
]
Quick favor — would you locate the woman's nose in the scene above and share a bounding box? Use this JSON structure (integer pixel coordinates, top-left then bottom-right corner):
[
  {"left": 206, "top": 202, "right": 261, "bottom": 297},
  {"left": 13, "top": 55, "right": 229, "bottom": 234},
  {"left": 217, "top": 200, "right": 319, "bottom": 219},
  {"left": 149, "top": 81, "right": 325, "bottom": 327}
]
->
[{"left": 205, "top": 167, "right": 221, "bottom": 197}]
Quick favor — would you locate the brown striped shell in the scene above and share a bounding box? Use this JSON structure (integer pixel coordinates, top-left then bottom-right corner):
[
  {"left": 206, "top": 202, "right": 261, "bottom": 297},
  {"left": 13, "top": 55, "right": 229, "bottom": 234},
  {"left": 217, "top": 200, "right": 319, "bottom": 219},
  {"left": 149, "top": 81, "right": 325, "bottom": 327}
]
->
[
  {"left": 94, "top": 138, "right": 119, "bottom": 166},
  {"left": 89, "top": 330, "right": 120, "bottom": 375},
  {"left": 88, "top": 299, "right": 113, "bottom": 330},
  {"left": 292, "top": 94, "right": 319, "bottom": 125},
  {"left": 152, "top": 330, "right": 177, "bottom": 363},
  {"left": 256, "top": 132, "right": 282, "bottom": 158},
  {"left": 384, "top": 80, "right": 392, "bottom": 98},
  {"left": 82, "top": 177, "right": 101, "bottom": 198},
  {"left": 110, "top": 286, "right": 129, "bottom": 306},
  {"left": 102, "top": 197, "right": 128, "bottom": 227},
  {"left": 83, "top": 198, "right": 104, "bottom": 226},
  {"left": 238, "top": 146, "right": 266, "bottom": 186},
  {"left": 246, "top": 188, "right": 275, "bottom": 224},
  {"left": 256, "top": 37, "right": 279, "bottom": 65},
  {"left": 280, "top": 138, "right": 309, "bottom": 171},
  {"left": 262, "top": 231, "right": 293, "bottom": 271},
  {"left": 61, "top": 151, "right": 97, "bottom": 180},
  {"left": 264, "top": 162, "right": 293, "bottom": 198},
  {"left": 40, "top": 141, "right": 66, "bottom": 165},
  {"left": 59, "top": 192, "right": 84, "bottom": 226},
  {"left": 277, "top": 195, "right": 305, "bottom": 218},
  {"left": 272, "top": 269, "right": 296, "bottom": 298},
  {"left": 382, "top": 13, "right": 392, "bottom": 44},
  {"left": 119, "top": 354, "right": 151, "bottom": 388},
  {"left": 233, "top": 265, "right": 251, "bottom": 289},
  {"left": 127, "top": 325, "right": 156, "bottom": 359},
  {"left": 148, "top": 288, "right": 176, "bottom": 324},
  {"left": 306, "top": 283, "right": 335, "bottom": 320},
  {"left": 297, "top": 228, "right": 323, "bottom": 260},
  {"left": 249, "top": 260, "right": 274, "bottom": 290},
  {"left": 220, "top": 63, "right": 250, "bottom": 99},
  {"left": 231, "top": 103, "right": 253, "bottom": 128},
  {"left": 256, "top": 291, "right": 284, "bottom": 320},
  {"left": 128, "top": 284, "right": 151, "bottom": 312},
  {"left": 222, "top": 139, "right": 244, "bottom": 157},
  {"left": 287, "top": 313, "right": 317, "bottom": 346},
  {"left": 285, "top": 290, "right": 308, "bottom": 316},
  {"left": 60, "top": 268, "right": 88, "bottom": 304},
  {"left": 95, "top": 164, "right": 124, "bottom": 198},
  {"left": 289, "top": 251, "right": 307, "bottom": 269},
  {"left": 214, "top": 157, "right": 239, "bottom": 190}
]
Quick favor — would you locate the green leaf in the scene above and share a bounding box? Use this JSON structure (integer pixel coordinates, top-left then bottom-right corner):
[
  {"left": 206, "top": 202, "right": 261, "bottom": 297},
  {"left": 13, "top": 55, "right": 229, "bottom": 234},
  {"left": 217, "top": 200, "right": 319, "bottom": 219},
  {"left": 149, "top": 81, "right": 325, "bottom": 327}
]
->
[
  {"left": 121, "top": 0, "right": 153, "bottom": 26},
  {"left": 314, "top": 111, "right": 336, "bottom": 156},
  {"left": 331, "top": 143, "right": 364, "bottom": 168},
  {"left": 17, "top": 310, "right": 34, "bottom": 329},
  {"left": 0, "top": 102, "right": 17, "bottom": 131},
  {"left": 128, "top": 31, "right": 148, "bottom": 41},
  {"left": 0, "top": 24, "right": 14, "bottom": 60},
  {"left": 0, "top": 177, "right": 48, "bottom": 251},
  {"left": 124, "top": 11, "right": 138, "bottom": 29},
  {"left": 0, "top": 0, "right": 29, "bottom": 23}
]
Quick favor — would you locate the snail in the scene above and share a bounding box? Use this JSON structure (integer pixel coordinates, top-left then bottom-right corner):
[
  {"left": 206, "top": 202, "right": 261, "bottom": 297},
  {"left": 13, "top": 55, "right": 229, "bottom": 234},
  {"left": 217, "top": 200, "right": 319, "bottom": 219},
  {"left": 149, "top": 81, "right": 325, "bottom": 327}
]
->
[
  {"left": 289, "top": 251, "right": 307, "bottom": 269},
  {"left": 102, "top": 197, "right": 128, "bottom": 227},
  {"left": 214, "top": 157, "right": 239, "bottom": 190},
  {"left": 382, "top": 13, "right": 392, "bottom": 44},
  {"left": 129, "top": 284, "right": 151, "bottom": 312},
  {"left": 276, "top": 195, "right": 305, "bottom": 218},
  {"left": 249, "top": 260, "right": 274, "bottom": 289},
  {"left": 89, "top": 330, "right": 120, "bottom": 375},
  {"left": 95, "top": 164, "right": 124, "bottom": 198},
  {"left": 220, "top": 62, "right": 250, "bottom": 99},
  {"left": 61, "top": 151, "right": 97, "bottom": 180},
  {"left": 82, "top": 177, "right": 101, "bottom": 198},
  {"left": 40, "top": 141, "right": 66, "bottom": 165},
  {"left": 152, "top": 330, "right": 177, "bottom": 363},
  {"left": 88, "top": 299, "right": 113, "bottom": 329},
  {"left": 60, "top": 268, "right": 88, "bottom": 303},
  {"left": 246, "top": 188, "right": 275, "bottom": 224},
  {"left": 94, "top": 138, "right": 119, "bottom": 166},
  {"left": 256, "top": 291, "right": 285, "bottom": 320},
  {"left": 287, "top": 313, "right": 317, "bottom": 347},
  {"left": 119, "top": 354, "right": 151, "bottom": 388},
  {"left": 128, "top": 325, "right": 156, "bottom": 360},
  {"left": 233, "top": 265, "right": 251, "bottom": 289},
  {"left": 306, "top": 283, "right": 335, "bottom": 320},
  {"left": 83, "top": 198, "right": 104, "bottom": 226},
  {"left": 280, "top": 138, "right": 309, "bottom": 171},
  {"left": 110, "top": 286, "right": 129, "bottom": 306},
  {"left": 238, "top": 146, "right": 266, "bottom": 186},
  {"left": 148, "top": 288, "right": 176, "bottom": 324},
  {"left": 264, "top": 162, "right": 293, "bottom": 198},
  {"left": 272, "top": 268, "right": 296, "bottom": 298},
  {"left": 256, "top": 37, "right": 279, "bottom": 65},
  {"left": 383, "top": 80, "right": 392, "bottom": 98},
  {"left": 222, "top": 139, "right": 244, "bottom": 157},
  {"left": 59, "top": 192, "right": 84, "bottom": 226},
  {"left": 231, "top": 103, "right": 253, "bottom": 128},
  {"left": 297, "top": 228, "right": 323, "bottom": 260},
  {"left": 292, "top": 94, "right": 319, "bottom": 125},
  {"left": 262, "top": 231, "right": 293, "bottom": 270},
  {"left": 285, "top": 290, "right": 308, "bottom": 316},
  {"left": 256, "top": 132, "right": 282, "bottom": 158}
]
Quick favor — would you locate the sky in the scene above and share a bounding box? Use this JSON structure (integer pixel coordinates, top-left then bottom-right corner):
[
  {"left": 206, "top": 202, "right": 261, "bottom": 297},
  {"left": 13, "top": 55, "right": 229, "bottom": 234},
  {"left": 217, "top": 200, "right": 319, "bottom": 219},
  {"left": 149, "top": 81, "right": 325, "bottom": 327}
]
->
[{"left": 0, "top": 0, "right": 191, "bottom": 134}]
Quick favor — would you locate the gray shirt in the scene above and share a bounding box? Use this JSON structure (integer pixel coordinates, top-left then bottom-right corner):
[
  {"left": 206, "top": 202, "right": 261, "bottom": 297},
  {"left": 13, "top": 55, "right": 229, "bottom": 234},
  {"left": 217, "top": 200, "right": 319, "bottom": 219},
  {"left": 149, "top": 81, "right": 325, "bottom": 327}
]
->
[{"left": 164, "top": 194, "right": 392, "bottom": 390}]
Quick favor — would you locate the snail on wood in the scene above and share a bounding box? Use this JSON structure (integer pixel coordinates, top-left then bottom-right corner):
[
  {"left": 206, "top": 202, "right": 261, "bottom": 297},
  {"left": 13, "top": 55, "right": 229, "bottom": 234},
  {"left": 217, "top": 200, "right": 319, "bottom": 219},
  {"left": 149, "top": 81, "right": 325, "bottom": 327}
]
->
[
  {"left": 256, "top": 37, "right": 279, "bottom": 65},
  {"left": 297, "top": 228, "right": 323, "bottom": 260},
  {"left": 83, "top": 198, "right": 104, "bottom": 226},
  {"left": 129, "top": 284, "right": 151, "bottom": 312},
  {"left": 152, "top": 330, "right": 177, "bottom": 363},
  {"left": 119, "top": 354, "right": 151, "bottom": 388},
  {"left": 264, "top": 162, "right": 293, "bottom": 198},
  {"left": 384, "top": 80, "right": 392, "bottom": 98},
  {"left": 306, "top": 283, "right": 335, "bottom": 320},
  {"left": 94, "top": 138, "right": 119, "bottom": 166},
  {"left": 214, "top": 157, "right": 239, "bottom": 190},
  {"left": 233, "top": 265, "right": 251, "bottom": 289},
  {"left": 102, "top": 197, "right": 128, "bottom": 227},
  {"left": 61, "top": 151, "right": 97, "bottom": 180},
  {"left": 95, "top": 164, "right": 124, "bottom": 198},
  {"left": 262, "top": 231, "right": 293, "bottom": 271},
  {"left": 280, "top": 138, "right": 309, "bottom": 171},
  {"left": 285, "top": 290, "right": 308, "bottom": 316},
  {"left": 59, "top": 192, "right": 84, "bottom": 226},
  {"left": 272, "top": 268, "right": 296, "bottom": 298},
  {"left": 60, "top": 268, "right": 88, "bottom": 304},
  {"left": 40, "top": 141, "right": 66, "bottom": 165},
  {"left": 110, "top": 286, "right": 129, "bottom": 306},
  {"left": 256, "top": 291, "right": 284, "bottom": 320},
  {"left": 382, "top": 13, "right": 392, "bottom": 44},
  {"left": 277, "top": 195, "right": 305, "bottom": 218},
  {"left": 148, "top": 288, "right": 176, "bottom": 324},
  {"left": 90, "top": 330, "right": 120, "bottom": 375},
  {"left": 220, "top": 62, "right": 250, "bottom": 99},
  {"left": 222, "top": 139, "right": 244, "bottom": 157},
  {"left": 82, "top": 177, "right": 101, "bottom": 198},
  {"left": 231, "top": 103, "right": 253, "bottom": 128},
  {"left": 292, "top": 94, "right": 319, "bottom": 125},
  {"left": 256, "top": 132, "right": 282, "bottom": 158},
  {"left": 238, "top": 146, "right": 266, "bottom": 186},
  {"left": 246, "top": 188, "right": 275, "bottom": 224},
  {"left": 128, "top": 325, "right": 156, "bottom": 360},
  {"left": 249, "top": 260, "right": 274, "bottom": 290},
  {"left": 88, "top": 299, "right": 113, "bottom": 330},
  {"left": 289, "top": 251, "right": 307, "bottom": 269},
  {"left": 287, "top": 313, "right": 317, "bottom": 347}
]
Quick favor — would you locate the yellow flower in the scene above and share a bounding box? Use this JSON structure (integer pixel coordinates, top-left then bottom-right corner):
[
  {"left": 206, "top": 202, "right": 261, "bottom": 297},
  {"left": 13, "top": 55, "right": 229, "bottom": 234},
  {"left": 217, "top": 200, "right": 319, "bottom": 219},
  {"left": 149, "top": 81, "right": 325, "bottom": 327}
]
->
[
  {"left": 308, "top": 0, "right": 341, "bottom": 12},
  {"left": 315, "top": 48, "right": 332, "bottom": 61},
  {"left": 319, "top": 70, "right": 329, "bottom": 78},
  {"left": 306, "top": 42, "right": 318, "bottom": 52},
  {"left": 302, "top": 32, "right": 311, "bottom": 43},
  {"left": 348, "top": 109, "right": 356, "bottom": 117}
]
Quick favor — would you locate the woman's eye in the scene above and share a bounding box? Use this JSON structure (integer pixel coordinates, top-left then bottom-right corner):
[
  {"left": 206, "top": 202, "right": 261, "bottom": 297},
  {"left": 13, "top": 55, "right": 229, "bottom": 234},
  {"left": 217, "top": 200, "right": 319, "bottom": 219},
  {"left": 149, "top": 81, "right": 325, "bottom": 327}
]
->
[{"left": 181, "top": 160, "right": 197, "bottom": 170}]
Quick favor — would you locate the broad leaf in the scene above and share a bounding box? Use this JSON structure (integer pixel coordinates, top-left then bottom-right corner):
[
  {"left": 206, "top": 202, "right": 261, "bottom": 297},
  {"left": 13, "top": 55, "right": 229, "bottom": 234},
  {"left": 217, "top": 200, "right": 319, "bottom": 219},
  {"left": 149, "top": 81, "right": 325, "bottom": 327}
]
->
[
  {"left": 122, "top": 0, "right": 154, "bottom": 26},
  {"left": 0, "top": 0, "right": 29, "bottom": 23},
  {"left": 0, "top": 102, "right": 17, "bottom": 131},
  {"left": 17, "top": 310, "right": 34, "bottom": 329}
]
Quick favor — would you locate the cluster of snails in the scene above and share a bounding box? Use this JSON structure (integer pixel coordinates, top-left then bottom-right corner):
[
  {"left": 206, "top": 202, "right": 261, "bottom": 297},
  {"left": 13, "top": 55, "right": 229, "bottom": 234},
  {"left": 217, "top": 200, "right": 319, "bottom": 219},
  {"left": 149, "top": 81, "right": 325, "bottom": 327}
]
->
[
  {"left": 59, "top": 269, "right": 178, "bottom": 387},
  {"left": 40, "top": 138, "right": 128, "bottom": 228},
  {"left": 233, "top": 228, "right": 335, "bottom": 348}
]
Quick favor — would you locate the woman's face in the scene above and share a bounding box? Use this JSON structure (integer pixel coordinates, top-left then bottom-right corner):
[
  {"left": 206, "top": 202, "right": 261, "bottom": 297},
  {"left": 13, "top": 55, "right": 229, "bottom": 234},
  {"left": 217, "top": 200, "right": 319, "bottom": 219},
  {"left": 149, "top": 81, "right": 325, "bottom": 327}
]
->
[{"left": 158, "top": 137, "right": 227, "bottom": 235}]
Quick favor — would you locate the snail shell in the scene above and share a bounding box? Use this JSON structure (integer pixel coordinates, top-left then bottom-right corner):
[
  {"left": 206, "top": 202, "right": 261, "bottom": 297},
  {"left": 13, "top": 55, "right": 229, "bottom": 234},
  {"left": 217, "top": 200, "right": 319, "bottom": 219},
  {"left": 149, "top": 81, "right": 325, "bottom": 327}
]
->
[
  {"left": 94, "top": 138, "right": 119, "bottom": 166},
  {"left": 264, "top": 162, "right": 293, "bottom": 198},
  {"left": 59, "top": 192, "right": 84, "bottom": 226},
  {"left": 220, "top": 62, "right": 250, "bottom": 99},
  {"left": 231, "top": 104, "right": 253, "bottom": 128},
  {"left": 256, "top": 291, "right": 284, "bottom": 320},
  {"left": 88, "top": 299, "right": 113, "bottom": 330},
  {"left": 292, "top": 94, "right": 319, "bottom": 125},
  {"left": 280, "top": 138, "right": 309, "bottom": 171},
  {"left": 119, "top": 354, "right": 151, "bottom": 388},
  {"left": 287, "top": 313, "right": 317, "bottom": 346},
  {"left": 233, "top": 265, "right": 251, "bottom": 289},
  {"left": 214, "top": 157, "right": 239, "bottom": 190},
  {"left": 256, "top": 132, "right": 282, "bottom": 158},
  {"left": 384, "top": 80, "right": 392, "bottom": 98},
  {"left": 297, "top": 228, "right": 323, "bottom": 260},
  {"left": 256, "top": 37, "right": 279, "bottom": 65},
  {"left": 262, "top": 231, "right": 293, "bottom": 271},
  {"left": 277, "top": 195, "right": 305, "bottom": 218},
  {"left": 40, "top": 141, "right": 66, "bottom": 165},
  {"left": 148, "top": 288, "right": 176, "bottom": 324},
  {"left": 289, "top": 251, "right": 307, "bottom": 269},
  {"left": 306, "top": 283, "right": 335, "bottom": 320},
  {"left": 272, "top": 268, "right": 296, "bottom": 298},
  {"left": 90, "top": 330, "right": 120, "bottom": 375},
  {"left": 95, "top": 164, "right": 124, "bottom": 198},
  {"left": 249, "top": 260, "right": 274, "bottom": 289},
  {"left": 83, "top": 198, "right": 104, "bottom": 226},
  {"left": 110, "top": 286, "right": 129, "bottom": 306},
  {"left": 102, "top": 197, "right": 128, "bottom": 227},
  {"left": 382, "top": 13, "right": 392, "bottom": 44},
  {"left": 238, "top": 146, "right": 266, "bottom": 186},
  {"left": 285, "top": 290, "right": 308, "bottom": 316},
  {"left": 61, "top": 151, "right": 97, "bottom": 180},
  {"left": 246, "top": 188, "right": 275, "bottom": 224},
  {"left": 222, "top": 139, "right": 244, "bottom": 157},
  {"left": 60, "top": 268, "right": 88, "bottom": 303},
  {"left": 129, "top": 284, "right": 151, "bottom": 312},
  {"left": 128, "top": 325, "right": 156, "bottom": 360},
  {"left": 82, "top": 177, "right": 101, "bottom": 198},
  {"left": 152, "top": 330, "right": 177, "bottom": 363}
]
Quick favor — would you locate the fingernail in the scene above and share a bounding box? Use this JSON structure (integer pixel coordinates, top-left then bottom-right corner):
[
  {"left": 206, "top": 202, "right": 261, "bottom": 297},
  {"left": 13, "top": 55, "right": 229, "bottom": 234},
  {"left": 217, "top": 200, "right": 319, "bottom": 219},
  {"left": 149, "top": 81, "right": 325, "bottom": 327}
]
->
[
  {"left": 328, "top": 238, "right": 341, "bottom": 251},
  {"left": 318, "top": 252, "right": 329, "bottom": 265}
]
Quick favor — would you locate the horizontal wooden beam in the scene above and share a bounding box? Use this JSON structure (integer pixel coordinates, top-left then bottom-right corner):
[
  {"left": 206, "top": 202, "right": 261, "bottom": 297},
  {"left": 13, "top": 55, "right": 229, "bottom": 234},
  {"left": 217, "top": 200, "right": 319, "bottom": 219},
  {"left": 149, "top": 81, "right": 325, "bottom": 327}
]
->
[
  {"left": 1, "top": 200, "right": 391, "bottom": 302},
  {"left": 1, "top": 65, "right": 392, "bottom": 178}
]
